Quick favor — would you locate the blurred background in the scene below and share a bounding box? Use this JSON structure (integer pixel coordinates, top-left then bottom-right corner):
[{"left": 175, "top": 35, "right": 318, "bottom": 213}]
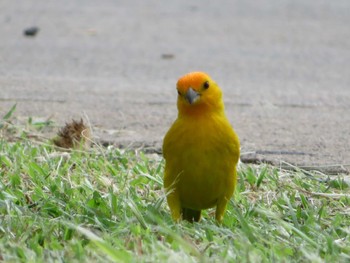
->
[{"left": 1, "top": 0, "right": 349, "bottom": 170}]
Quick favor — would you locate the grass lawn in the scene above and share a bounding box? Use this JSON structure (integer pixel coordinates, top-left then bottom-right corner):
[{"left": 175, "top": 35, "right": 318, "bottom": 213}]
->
[{"left": 0, "top": 111, "right": 349, "bottom": 262}]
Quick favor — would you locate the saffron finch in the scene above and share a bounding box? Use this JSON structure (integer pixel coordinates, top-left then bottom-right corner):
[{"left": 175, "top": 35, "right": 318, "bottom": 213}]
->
[{"left": 163, "top": 72, "right": 240, "bottom": 222}]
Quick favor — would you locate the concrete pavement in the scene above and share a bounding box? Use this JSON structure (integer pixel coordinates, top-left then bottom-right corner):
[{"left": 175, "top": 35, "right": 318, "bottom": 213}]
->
[{"left": 1, "top": 0, "right": 349, "bottom": 173}]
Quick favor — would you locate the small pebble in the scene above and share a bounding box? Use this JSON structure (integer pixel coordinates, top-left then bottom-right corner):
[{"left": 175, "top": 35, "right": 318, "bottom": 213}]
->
[
  {"left": 24, "top": 26, "right": 39, "bottom": 37},
  {"left": 161, "top": 54, "right": 175, "bottom": 59}
]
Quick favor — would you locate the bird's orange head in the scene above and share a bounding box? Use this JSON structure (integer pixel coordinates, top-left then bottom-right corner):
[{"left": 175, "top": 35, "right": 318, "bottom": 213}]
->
[{"left": 176, "top": 72, "right": 224, "bottom": 116}]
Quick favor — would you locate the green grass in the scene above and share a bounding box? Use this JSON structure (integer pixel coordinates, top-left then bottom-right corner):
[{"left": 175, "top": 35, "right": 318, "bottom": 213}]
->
[
  {"left": 0, "top": 139, "right": 349, "bottom": 262},
  {"left": 0, "top": 134, "right": 350, "bottom": 262}
]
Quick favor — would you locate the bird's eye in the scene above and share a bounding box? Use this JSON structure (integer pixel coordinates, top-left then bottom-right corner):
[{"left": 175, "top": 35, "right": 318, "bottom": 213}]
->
[
  {"left": 203, "top": 81, "right": 210, "bottom": 89},
  {"left": 177, "top": 90, "right": 181, "bottom": 96}
]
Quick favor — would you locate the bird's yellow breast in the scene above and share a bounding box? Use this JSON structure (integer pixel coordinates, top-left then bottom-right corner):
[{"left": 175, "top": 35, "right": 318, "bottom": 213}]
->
[{"left": 163, "top": 113, "right": 240, "bottom": 210}]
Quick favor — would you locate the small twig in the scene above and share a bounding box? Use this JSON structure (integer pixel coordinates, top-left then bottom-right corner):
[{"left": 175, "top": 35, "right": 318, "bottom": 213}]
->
[
  {"left": 279, "top": 161, "right": 327, "bottom": 182},
  {"left": 280, "top": 161, "right": 349, "bottom": 175},
  {"left": 297, "top": 188, "right": 350, "bottom": 199}
]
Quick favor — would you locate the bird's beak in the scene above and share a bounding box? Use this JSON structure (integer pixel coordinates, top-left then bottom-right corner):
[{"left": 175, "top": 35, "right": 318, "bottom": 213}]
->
[{"left": 185, "top": 88, "right": 200, "bottom": 104}]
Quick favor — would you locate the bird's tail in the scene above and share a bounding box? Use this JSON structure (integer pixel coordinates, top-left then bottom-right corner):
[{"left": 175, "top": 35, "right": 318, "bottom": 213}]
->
[{"left": 182, "top": 207, "right": 201, "bottom": 222}]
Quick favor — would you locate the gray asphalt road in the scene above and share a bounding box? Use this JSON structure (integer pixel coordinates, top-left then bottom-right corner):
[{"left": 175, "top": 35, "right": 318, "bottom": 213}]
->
[{"left": 1, "top": 0, "right": 349, "bottom": 173}]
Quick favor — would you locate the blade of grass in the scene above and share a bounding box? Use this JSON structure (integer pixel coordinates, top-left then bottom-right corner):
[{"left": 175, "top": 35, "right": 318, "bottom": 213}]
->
[
  {"left": 73, "top": 224, "right": 132, "bottom": 262},
  {"left": 2, "top": 104, "right": 17, "bottom": 120},
  {"left": 231, "top": 201, "right": 256, "bottom": 243}
]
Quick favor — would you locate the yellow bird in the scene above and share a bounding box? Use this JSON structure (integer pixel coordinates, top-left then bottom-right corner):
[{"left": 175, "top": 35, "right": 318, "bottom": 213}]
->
[{"left": 163, "top": 72, "right": 240, "bottom": 222}]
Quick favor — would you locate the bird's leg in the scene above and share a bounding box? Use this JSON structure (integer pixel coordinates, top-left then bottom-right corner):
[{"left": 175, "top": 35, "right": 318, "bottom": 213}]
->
[
  {"left": 215, "top": 196, "right": 230, "bottom": 223},
  {"left": 166, "top": 189, "right": 182, "bottom": 222}
]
